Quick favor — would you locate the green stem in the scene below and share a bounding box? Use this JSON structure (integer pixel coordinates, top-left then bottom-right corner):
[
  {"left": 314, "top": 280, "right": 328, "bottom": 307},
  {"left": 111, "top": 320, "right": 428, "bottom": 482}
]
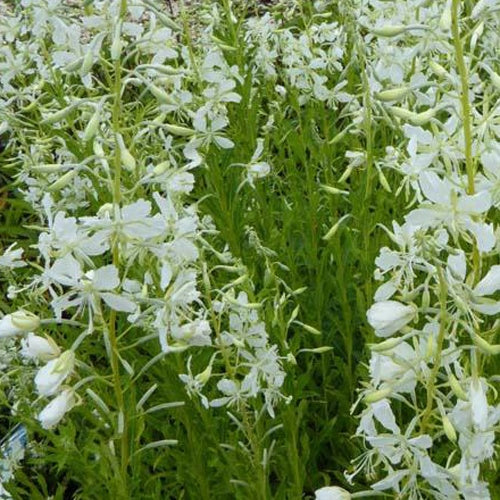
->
[
  {"left": 451, "top": 0, "right": 475, "bottom": 194},
  {"left": 421, "top": 268, "right": 447, "bottom": 432},
  {"left": 108, "top": 0, "right": 130, "bottom": 494}
]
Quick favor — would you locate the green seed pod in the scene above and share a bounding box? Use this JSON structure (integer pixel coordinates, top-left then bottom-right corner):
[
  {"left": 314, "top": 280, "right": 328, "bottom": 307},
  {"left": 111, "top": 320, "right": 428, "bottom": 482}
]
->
[
  {"left": 163, "top": 124, "right": 196, "bottom": 137},
  {"left": 371, "top": 25, "right": 407, "bottom": 37},
  {"left": 375, "top": 87, "right": 410, "bottom": 102},
  {"left": 48, "top": 170, "right": 77, "bottom": 192}
]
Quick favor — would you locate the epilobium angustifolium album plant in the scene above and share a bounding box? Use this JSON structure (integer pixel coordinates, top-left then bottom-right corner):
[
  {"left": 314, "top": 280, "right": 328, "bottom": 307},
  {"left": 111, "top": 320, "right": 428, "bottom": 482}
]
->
[{"left": 0, "top": 0, "right": 498, "bottom": 498}]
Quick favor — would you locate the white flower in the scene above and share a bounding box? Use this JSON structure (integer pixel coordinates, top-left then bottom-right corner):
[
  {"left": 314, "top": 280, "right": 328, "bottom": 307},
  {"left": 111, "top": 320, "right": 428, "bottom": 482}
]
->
[
  {"left": 48, "top": 255, "right": 137, "bottom": 322},
  {"left": 38, "top": 388, "right": 76, "bottom": 429},
  {"left": 0, "top": 243, "right": 26, "bottom": 269},
  {"left": 315, "top": 486, "right": 351, "bottom": 500},
  {"left": 21, "top": 333, "right": 60, "bottom": 361},
  {"left": 407, "top": 172, "right": 495, "bottom": 253},
  {"left": 246, "top": 139, "right": 271, "bottom": 187},
  {"left": 35, "top": 350, "right": 75, "bottom": 396},
  {"left": 0, "top": 311, "right": 40, "bottom": 338},
  {"left": 366, "top": 300, "right": 416, "bottom": 337}
]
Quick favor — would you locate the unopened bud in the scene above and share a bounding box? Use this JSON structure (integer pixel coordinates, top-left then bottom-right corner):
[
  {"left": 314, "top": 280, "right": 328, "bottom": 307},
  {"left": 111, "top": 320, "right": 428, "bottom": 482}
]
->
[
  {"left": 163, "top": 124, "right": 196, "bottom": 137},
  {"left": 371, "top": 25, "right": 407, "bottom": 37},
  {"left": 439, "top": 5, "right": 451, "bottom": 31},
  {"left": 117, "top": 134, "right": 136, "bottom": 172},
  {"left": 83, "top": 107, "right": 100, "bottom": 142},
  {"left": 369, "top": 336, "right": 403, "bottom": 352},
  {"left": 323, "top": 214, "right": 351, "bottom": 241},
  {"left": 153, "top": 160, "right": 170, "bottom": 175},
  {"left": 471, "top": 332, "right": 500, "bottom": 355},
  {"left": 375, "top": 87, "right": 410, "bottom": 102},
  {"left": 442, "top": 414, "right": 457, "bottom": 442},
  {"left": 0, "top": 311, "right": 40, "bottom": 337},
  {"left": 48, "top": 170, "right": 77, "bottom": 192},
  {"left": 449, "top": 373, "right": 467, "bottom": 401},
  {"left": 364, "top": 387, "right": 392, "bottom": 404}
]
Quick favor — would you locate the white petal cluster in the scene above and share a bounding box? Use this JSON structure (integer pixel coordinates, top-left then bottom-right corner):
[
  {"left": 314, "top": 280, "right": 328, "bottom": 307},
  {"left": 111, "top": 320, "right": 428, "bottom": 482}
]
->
[
  {"left": 347, "top": 1, "right": 500, "bottom": 498},
  {"left": 0, "top": 0, "right": 290, "bottom": 447}
]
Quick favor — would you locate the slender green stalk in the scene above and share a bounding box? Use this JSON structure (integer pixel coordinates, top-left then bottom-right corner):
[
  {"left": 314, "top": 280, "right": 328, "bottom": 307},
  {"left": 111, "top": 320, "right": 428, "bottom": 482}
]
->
[
  {"left": 451, "top": 0, "right": 475, "bottom": 194},
  {"left": 421, "top": 268, "right": 447, "bottom": 432},
  {"left": 108, "top": 0, "right": 130, "bottom": 495}
]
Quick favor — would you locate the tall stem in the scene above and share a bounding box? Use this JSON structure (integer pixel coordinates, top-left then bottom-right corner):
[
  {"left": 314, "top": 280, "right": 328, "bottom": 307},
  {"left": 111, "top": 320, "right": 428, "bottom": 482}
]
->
[
  {"left": 451, "top": 0, "right": 475, "bottom": 194},
  {"left": 421, "top": 268, "right": 447, "bottom": 432},
  {"left": 109, "top": 0, "right": 129, "bottom": 494}
]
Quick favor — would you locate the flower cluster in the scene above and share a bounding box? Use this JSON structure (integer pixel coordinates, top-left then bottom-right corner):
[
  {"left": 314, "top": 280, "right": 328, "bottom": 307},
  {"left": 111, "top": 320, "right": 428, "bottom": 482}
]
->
[
  {"left": 347, "top": 1, "right": 500, "bottom": 498},
  {"left": 0, "top": 0, "right": 289, "bottom": 454}
]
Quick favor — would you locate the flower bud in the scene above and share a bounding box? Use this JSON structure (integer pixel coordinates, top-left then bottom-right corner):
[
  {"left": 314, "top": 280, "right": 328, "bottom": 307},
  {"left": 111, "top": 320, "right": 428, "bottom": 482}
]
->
[
  {"left": 378, "top": 169, "right": 392, "bottom": 192},
  {"left": 110, "top": 21, "right": 122, "bottom": 61},
  {"left": 448, "top": 373, "right": 467, "bottom": 401},
  {"left": 364, "top": 386, "right": 392, "bottom": 404},
  {"left": 163, "top": 124, "right": 196, "bottom": 137},
  {"left": 323, "top": 214, "right": 351, "bottom": 241},
  {"left": 10, "top": 310, "right": 41, "bottom": 332},
  {"left": 320, "top": 185, "right": 349, "bottom": 196},
  {"left": 375, "top": 87, "right": 409, "bottom": 102},
  {"left": 82, "top": 107, "right": 100, "bottom": 142},
  {"left": 80, "top": 49, "right": 94, "bottom": 77},
  {"left": 389, "top": 106, "right": 436, "bottom": 125},
  {"left": 0, "top": 311, "right": 40, "bottom": 338},
  {"left": 38, "top": 388, "right": 76, "bottom": 429},
  {"left": 35, "top": 350, "right": 75, "bottom": 396},
  {"left": 47, "top": 170, "right": 77, "bottom": 192},
  {"left": 429, "top": 61, "right": 449, "bottom": 79},
  {"left": 442, "top": 415, "right": 457, "bottom": 442},
  {"left": 196, "top": 364, "right": 212, "bottom": 385},
  {"left": 471, "top": 332, "right": 500, "bottom": 355},
  {"left": 117, "top": 133, "right": 136, "bottom": 172},
  {"left": 366, "top": 300, "right": 416, "bottom": 337},
  {"left": 371, "top": 25, "right": 407, "bottom": 37},
  {"left": 148, "top": 83, "right": 175, "bottom": 105},
  {"left": 153, "top": 160, "right": 170, "bottom": 175},
  {"left": 21, "top": 333, "right": 60, "bottom": 361},
  {"left": 369, "top": 336, "right": 403, "bottom": 352},
  {"left": 439, "top": 5, "right": 451, "bottom": 31},
  {"left": 315, "top": 486, "right": 351, "bottom": 500}
]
